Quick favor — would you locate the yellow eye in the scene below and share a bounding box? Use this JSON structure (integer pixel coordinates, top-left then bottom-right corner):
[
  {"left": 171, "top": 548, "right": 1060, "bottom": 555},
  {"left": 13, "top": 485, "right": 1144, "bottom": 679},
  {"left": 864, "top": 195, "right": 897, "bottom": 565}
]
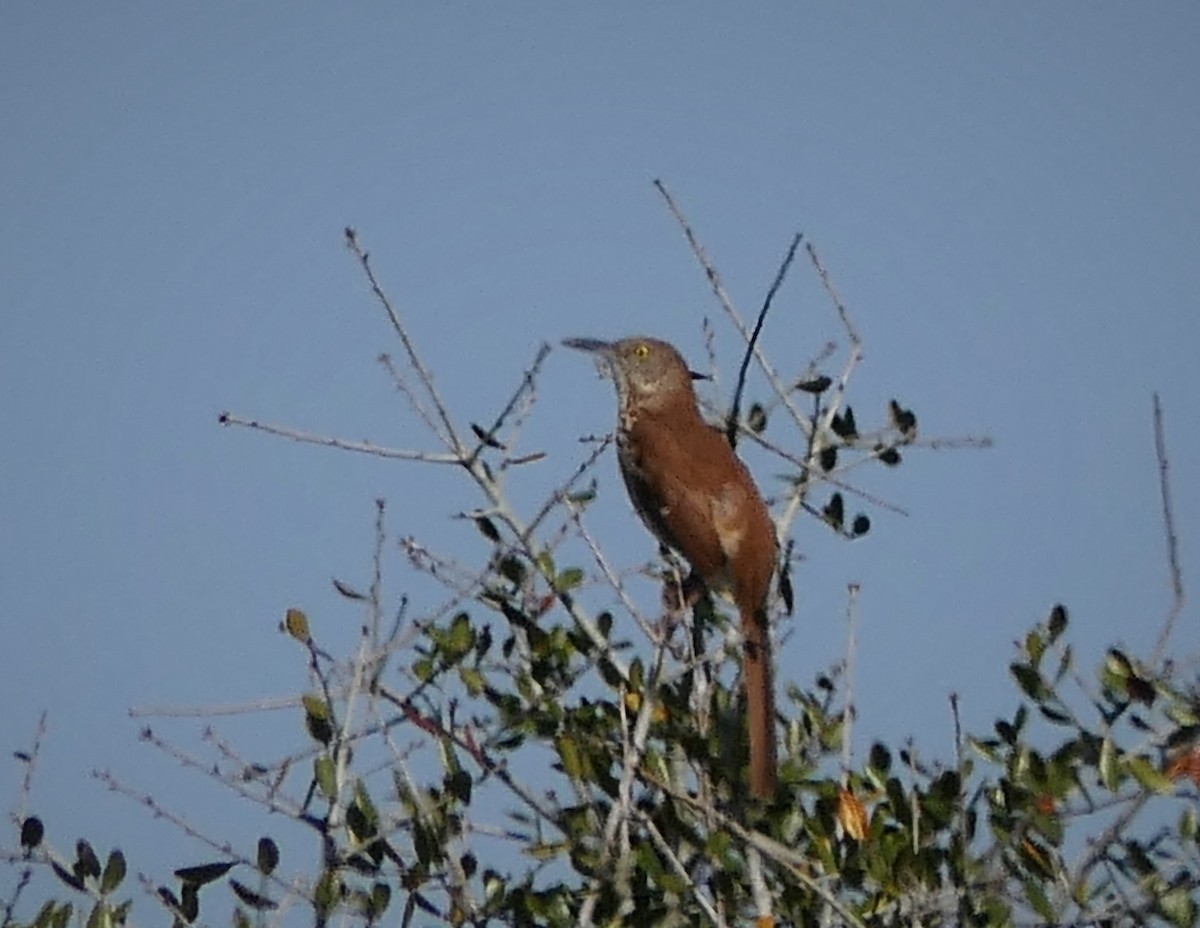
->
[{"left": 634, "top": 343, "right": 649, "bottom": 358}]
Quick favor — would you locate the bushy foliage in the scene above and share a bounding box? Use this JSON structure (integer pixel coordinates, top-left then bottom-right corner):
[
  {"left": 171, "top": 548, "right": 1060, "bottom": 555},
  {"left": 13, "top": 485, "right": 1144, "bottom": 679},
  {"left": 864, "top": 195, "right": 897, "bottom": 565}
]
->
[{"left": 4, "top": 209, "right": 1196, "bottom": 928}]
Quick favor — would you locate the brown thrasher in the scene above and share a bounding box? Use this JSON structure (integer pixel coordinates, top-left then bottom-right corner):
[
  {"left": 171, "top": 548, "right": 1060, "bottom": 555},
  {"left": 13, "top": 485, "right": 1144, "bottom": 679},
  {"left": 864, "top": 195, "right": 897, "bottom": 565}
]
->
[{"left": 563, "top": 335, "right": 779, "bottom": 799}]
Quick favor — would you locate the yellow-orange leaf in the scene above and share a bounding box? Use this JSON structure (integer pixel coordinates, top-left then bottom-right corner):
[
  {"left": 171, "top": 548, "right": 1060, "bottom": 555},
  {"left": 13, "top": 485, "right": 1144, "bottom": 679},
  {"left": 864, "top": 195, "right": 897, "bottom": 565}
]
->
[
  {"left": 837, "top": 787, "right": 869, "bottom": 841},
  {"left": 1035, "top": 793, "right": 1057, "bottom": 815},
  {"left": 283, "top": 608, "right": 310, "bottom": 643},
  {"left": 1165, "top": 746, "right": 1200, "bottom": 786},
  {"left": 623, "top": 691, "right": 667, "bottom": 723}
]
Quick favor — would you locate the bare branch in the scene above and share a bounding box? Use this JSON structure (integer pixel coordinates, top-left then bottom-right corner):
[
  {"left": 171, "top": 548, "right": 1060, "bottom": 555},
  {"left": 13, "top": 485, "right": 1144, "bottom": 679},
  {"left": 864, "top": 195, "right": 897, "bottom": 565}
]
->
[
  {"left": 653, "top": 180, "right": 811, "bottom": 436},
  {"left": 468, "top": 342, "right": 552, "bottom": 466},
  {"left": 726, "top": 232, "right": 803, "bottom": 449},
  {"left": 345, "top": 227, "right": 465, "bottom": 455},
  {"left": 1150, "top": 392, "right": 1186, "bottom": 667},
  {"left": 841, "top": 583, "right": 860, "bottom": 777},
  {"left": 218, "top": 412, "right": 463, "bottom": 463}
]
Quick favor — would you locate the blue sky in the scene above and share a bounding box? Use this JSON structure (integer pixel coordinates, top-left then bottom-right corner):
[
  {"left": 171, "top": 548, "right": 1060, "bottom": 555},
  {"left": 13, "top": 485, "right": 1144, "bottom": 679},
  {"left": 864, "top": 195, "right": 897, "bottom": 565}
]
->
[{"left": 1, "top": 2, "right": 1197, "bottom": 898}]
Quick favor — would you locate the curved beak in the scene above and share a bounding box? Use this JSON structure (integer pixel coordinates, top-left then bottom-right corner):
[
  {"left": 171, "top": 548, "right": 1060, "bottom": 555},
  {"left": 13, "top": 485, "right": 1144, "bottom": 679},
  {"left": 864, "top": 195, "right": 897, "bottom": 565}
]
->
[
  {"left": 562, "top": 337, "right": 615, "bottom": 357},
  {"left": 562, "top": 336, "right": 709, "bottom": 380}
]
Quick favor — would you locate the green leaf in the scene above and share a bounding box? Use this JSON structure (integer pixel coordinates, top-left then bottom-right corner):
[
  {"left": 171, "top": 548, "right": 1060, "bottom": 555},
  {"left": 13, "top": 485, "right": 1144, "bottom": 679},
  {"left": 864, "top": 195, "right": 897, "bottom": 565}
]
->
[
  {"left": 1046, "top": 603, "right": 1068, "bottom": 641},
  {"left": 797, "top": 375, "right": 832, "bottom": 394},
  {"left": 497, "top": 555, "right": 526, "bottom": 585},
  {"left": 746, "top": 403, "right": 767, "bottom": 433},
  {"left": 283, "top": 607, "right": 310, "bottom": 643},
  {"left": 332, "top": 578, "right": 367, "bottom": 600},
  {"left": 445, "top": 769, "right": 472, "bottom": 803},
  {"left": 446, "top": 612, "right": 473, "bottom": 659},
  {"left": 1160, "top": 885, "right": 1196, "bottom": 927},
  {"left": 1025, "top": 628, "right": 1045, "bottom": 666},
  {"left": 1010, "top": 662, "right": 1049, "bottom": 702},
  {"left": 355, "top": 781, "right": 380, "bottom": 831},
  {"left": 566, "top": 483, "right": 597, "bottom": 506},
  {"left": 301, "top": 693, "right": 330, "bottom": 721},
  {"left": 413, "top": 657, "right": 435, "bottom": 682},
  {"left": 1098, "top": 737, "right": 1120, "bottom": 791},
  {"left": 1180, "top": 805, "right": 1198, "bottom": 842},
  {"left": 75, "top": 840, "right": 101, "bottom": 881},
  {"left": 20, "top": 816, "right": 44, "bottom": 850},
  {"left": 1127, "top": 754, "right": 1173, "bottom": 793},
  {"left": 868, "top": 742, "right": 892, "bottom": 774},
  {"left": 174, "top": 861, "right": 235, "bottom": 886},
  {"left": 314, "top": 755, "right": 337, "bottom": 798},
  {"left": 32, "top": 902, "right": 56, "bottom": 928},
  {"left": 556, "top": 735, "right": 586, "bottom": 780},
  {"left": 459, "top": 666, "right": 486, "bottom": 696},
  {"left": 312, "top": 869, "right": 340, "bottom": 917},
  {"left": 554, "top": 567, "right": 584, "bottom": 593},
  {"left": 1105, "top": 648, "right": 1133, "bottom": 680},
  {"left": 822, "top": 493, "right": 845, "bottom": 530},
  {"left": 303, "top": 695, "right": 335, "bottom": 745},
  {"left": 1038, "top": 704, "right": 1071, "bottom": 724},
  {"left": 777, "top": 560, "right": 795, "bottom": 614},
  {"left": 229, "top": 879, "right": 277, "bottom": 912},
  {"left": 1022, "top": 875, "right": 1055, "bottom": 920},
  {"left": 831, "top": 406, "right": 857, "bottom": 439},
  {"left": 888, "top": 399, "right": 918, "bottom": 436},
  {"left": 100, "top": 850, "right": 126, "bottom": 894},
  {"left": 256, "top": 837, "right": 279, "bottom": 876},
  {"left": 969, "top": 737, "right": 1002, "bottom": 763},
  {"left": 369, "top": 882, "right": 392, "bottom": 919},
  {"left": 1054, "top": 643, "right": 1073, "bottom": 683},
  {"left": 475, "top": 516, "right": 500, "bottom": 543},
  {"left": 180, "top": 885, "right": 199, "bottom": 923},
  {"left": 85, "top": 902, "right": 111, "bottom": 928}
]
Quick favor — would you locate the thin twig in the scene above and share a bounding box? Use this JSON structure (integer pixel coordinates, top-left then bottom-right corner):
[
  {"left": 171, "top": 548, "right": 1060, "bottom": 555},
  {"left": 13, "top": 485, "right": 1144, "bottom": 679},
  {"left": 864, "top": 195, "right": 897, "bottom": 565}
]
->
[
  {"left": 653, "top": 180, "right": 812, "bottom": 438},
  {"left": 776, "top": 243, "right": 866, "bottom": 537},
  {"left": 14, "top": 711, "right": 47, "bottom": 817},
  {"left": 1150, "top": 393, "right": 1185, "bottom": 667},
  {"left": 949, "top": 692, "right": 972, "bottom": 925},
  {"left": 378, "top": 352, "right": 443, "bottom": 441},
  {"left": 669, "top": 789, "right": 869, "bottom": 928},
  {"left": 129, "top": 694, "right": 298, "bottom": 717},
  {"left": 568, "top": 505, "right": 661, "bottom": 644},
  {"left": 727, "top": 232, "right": 803, "bottom": 449},
  {"left": 638, "top": 814, "right": 727, "bottom": 927},
  {"left": 218, "top": 412, "right": 462, "bottom": 463},
  {"left": 841, "top": 583, "right": 860, "bottom": 776},
  {"left": 468, "top": 342, "right": 552, "bottom": 466},
  {"left": 345, "top": 227, "right": 465, "bottom": 455}
]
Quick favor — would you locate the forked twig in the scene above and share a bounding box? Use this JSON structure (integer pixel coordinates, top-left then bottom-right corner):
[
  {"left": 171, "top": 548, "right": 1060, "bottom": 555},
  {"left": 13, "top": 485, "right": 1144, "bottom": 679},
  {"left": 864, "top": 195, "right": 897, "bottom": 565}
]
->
[
  {"left": 468, "top": 342, "right": 552, "bottom": 466},
  {"left": 345, "top": 227, "right": 464, "bottom": 454},
  {"left": 653, "top": 180, "right": 810, "bottom": 434}
]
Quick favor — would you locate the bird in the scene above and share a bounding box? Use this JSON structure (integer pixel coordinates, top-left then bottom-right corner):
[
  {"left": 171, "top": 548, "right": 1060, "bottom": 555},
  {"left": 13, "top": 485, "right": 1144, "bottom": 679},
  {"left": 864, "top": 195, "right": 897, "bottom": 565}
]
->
[{"left": 563, "top": 335, "right": 779, "bottom": 799}]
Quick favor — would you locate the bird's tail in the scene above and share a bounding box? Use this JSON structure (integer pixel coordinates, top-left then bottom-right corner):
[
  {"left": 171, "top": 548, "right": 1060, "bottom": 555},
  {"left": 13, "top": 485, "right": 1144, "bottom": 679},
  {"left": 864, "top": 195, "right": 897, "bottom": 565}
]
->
[{"left": 741, "top": 602, "right": 778, "bottom": 800}]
